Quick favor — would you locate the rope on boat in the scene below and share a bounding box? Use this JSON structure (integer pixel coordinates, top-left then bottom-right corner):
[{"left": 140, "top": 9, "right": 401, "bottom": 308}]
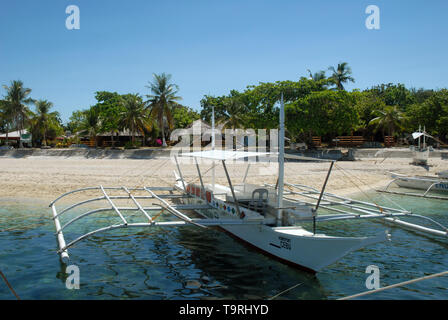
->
[
  {"left": 0, "top": 270, "right": 20, "bottom": 300},
  {"left": 339, "top": 270, "right": 448, "bottom": 300},
  {"left": 334, "top": 163, "right": 385, "bottom": 214},
  {"left": 268, "top": 282, "right": 303, "bottom": 300},
  {"left": 135, "top": 157, "right": 173, "bottom": 189},
  {"left": 185, "top": 161, "right": 218, "bottom": 186}
]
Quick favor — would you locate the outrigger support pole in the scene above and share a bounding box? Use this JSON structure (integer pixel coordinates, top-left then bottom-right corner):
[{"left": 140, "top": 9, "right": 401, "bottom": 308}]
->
[
  {"left": 313, "top": 161, "right": 335, "bottom": 234},
  {"left": 243, "top": 163, "right": 251, "bottom": 184},
  {"left": 194, "top": 157, "right": 206, "bottom": 198},
  {"left": 174, "top": 155, "right": 186, "bottom": 191},
  {"left": 144, "top": 187, "right": 206, "bottom": 229},
  {"left": 222, "top": 160, "right": 242, "bottom": 217},
  {"left": 123, "top": 186, "right": 152, "bottom": 223},
  {"left": 100, "top": 185, "right": 128, "bottom": 225}
]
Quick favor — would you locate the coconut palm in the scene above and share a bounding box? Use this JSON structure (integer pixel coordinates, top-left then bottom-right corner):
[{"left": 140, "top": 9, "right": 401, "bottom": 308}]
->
[
  {"left": 32, "top": 100, "right": 60, "bottom": 146},
  {"left": 79, "top": 106, "right": 102, "bottom": 148},
  {"left": 0, "top": 100, "right": 12, "bottom": 145},
  {"left": 215, "top": 96, "right": 248, "bottom": 150},
  {"left": 307, "top": 69, "right": 326, "bottom": 81},
  {"left": 369, "top": 105, "right": 405, "bottom": 138},
  {"left": 145, "top": 73, "right": 181, "bottom": 147},
  {"left": 328, "top": 62, "right": 355, "bottom": 91},
  {"left": 2, "top": 80, "right": 34, "bottom": 147},
  {"left": 306, "top": 69, "right": 331, "bottom": 90},
  {"left": 218, "top": 96, "right": 247, "bottom": 130},
  {"left": 119, "top": 94, "right": 153, "bottom": 145}
]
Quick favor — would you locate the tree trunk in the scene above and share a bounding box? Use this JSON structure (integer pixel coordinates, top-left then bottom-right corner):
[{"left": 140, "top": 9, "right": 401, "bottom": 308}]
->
[
  {"left": 161, "top": 121, "right": 167, "bottom": 147},
  {"left": 19, "top": 128, "right": 23, "bottom": 148},
  {"left": 132, "top": 123, "right": 136, "bottom": 145}
]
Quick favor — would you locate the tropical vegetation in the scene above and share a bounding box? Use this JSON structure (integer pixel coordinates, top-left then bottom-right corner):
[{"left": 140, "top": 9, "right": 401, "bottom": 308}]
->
[
  {"left": 1, "top": 65, "right": 448, "bottom": 149},
  {"left": 145, "top": 73, "right": 182, "bottom": 147},
  {"left": 29, "top": 100, "right": 63, "bottom": 146}
]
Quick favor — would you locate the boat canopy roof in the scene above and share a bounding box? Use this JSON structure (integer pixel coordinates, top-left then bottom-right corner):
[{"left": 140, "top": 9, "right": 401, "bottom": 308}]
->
[
  {"left": 412, "top": 132, "right": 434, "bottom": 140},
  {"left": 181, "top": 150, "right": 272, "bottom": 161},
  {"left": 180, "top": 150, "right": 334, "bottom": 162}
]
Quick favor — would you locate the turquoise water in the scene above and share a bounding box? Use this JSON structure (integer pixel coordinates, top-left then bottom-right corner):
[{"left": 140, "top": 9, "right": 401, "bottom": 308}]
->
[{"left": 0, "top": 192, "right": 447, "bottom": 300}]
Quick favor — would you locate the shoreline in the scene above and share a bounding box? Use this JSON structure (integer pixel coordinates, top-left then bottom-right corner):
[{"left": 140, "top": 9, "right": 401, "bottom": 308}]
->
[
  {"left": 0, "top": 155, "right": 446, "bottom": 202},
  {"left": 1, "top": 147, "right": 447, "bottom": 161}
]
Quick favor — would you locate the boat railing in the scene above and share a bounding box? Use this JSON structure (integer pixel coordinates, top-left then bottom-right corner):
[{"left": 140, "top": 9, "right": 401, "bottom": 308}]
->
[
  {"left": 271, "top": 182, "right": 448, "bottom": 239},
  {"left": 50, "top": 184, "right": 275, "bottom": 264}
]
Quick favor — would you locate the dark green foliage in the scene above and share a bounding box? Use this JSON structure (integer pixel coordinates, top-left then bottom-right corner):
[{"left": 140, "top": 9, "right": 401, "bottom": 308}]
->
[
  {"left": 172, "top": 105, "right": 200, "bottom": 129},
  {"left": 406, "top": 89, "right": 448, "bottom": 139},
  {"left": 286, "top": 90, "right": 358, "bottom": 137}
]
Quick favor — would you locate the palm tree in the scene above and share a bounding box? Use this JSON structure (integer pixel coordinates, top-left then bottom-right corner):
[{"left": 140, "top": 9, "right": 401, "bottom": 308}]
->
[
  {"left": 105, "top": 114, "right": 120, "bottom": 148},
  {"left": 307, "top": 69, "right": 330, "bottom": 90},
  {"left": 217, "top": 97, "right": 248, "bottom": 150},
  {"left": 79, "top": 106, "right": 102, "bottom": 148},
  {"left": 2, "top": 80, "right": 34, "bottom": 147},
  {"left": 33, "top": 100, "right": 60, "bottom": 146},
  {"left": 307, "top": 69, "right": 326, "bottom": 81},
  {"left": 119, "top": 94, "right": 153, "bottom": 145},
  {"left": 145, "top": 73, "right": 181, "bottom": 147},
  {"left": 369, "top": 106, "right": 405, "bottom": 139},
  {"left": 328, "top": 62, "right": 355, "bottom": 91},
  {"left": 0, "top": 100, "right": 11, "bottom": 145},
  {"left": 218, "top": 97, "right": 247, "bottom": 130}
]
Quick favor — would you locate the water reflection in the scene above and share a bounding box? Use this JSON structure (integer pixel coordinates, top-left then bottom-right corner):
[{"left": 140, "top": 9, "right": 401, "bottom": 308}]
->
[{"left": 1, "top": 195, "right": 447, "bottom": 300}]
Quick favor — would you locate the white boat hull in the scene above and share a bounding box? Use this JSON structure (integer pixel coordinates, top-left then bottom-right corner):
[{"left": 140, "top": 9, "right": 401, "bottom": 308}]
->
[
  {"left": 412, "top": 149, "right": 429, "bottom": 165},
  {"left": 183, "top": 189, "right": 386, "bottom": 273},
  {"left": 392, "top": 174, "right": 448, "bottom": 193}
]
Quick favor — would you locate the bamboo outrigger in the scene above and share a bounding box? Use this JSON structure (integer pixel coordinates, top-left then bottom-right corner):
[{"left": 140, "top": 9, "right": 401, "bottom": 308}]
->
[{"left": 49, "top": 97, "right": 448, "bottom": 273}]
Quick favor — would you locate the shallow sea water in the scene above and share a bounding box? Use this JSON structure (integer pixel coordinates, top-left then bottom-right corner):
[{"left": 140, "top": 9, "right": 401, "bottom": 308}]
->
[{"left": 0, "top": 191, "right": 447, "bottom": 300}]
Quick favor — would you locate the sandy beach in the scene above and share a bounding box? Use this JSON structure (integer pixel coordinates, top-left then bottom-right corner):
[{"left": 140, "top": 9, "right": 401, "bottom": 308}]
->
[{"left": 0, "top": 153, "right": 446, "bottom": 201}]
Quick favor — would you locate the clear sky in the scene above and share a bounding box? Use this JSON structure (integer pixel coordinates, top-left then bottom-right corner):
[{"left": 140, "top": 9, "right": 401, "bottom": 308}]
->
[{"left": 1, "top": 0, "right": 447, "bottom": 122}]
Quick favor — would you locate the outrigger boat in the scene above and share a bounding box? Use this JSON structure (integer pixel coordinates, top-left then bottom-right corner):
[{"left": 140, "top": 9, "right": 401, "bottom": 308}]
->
[
  {"left": 377, "top": 171, "right": 448, "bottom": 200},
  {"left": 411, "top": 126, "right": 432, "bottom": 166},
  {"left": 49, "top": 97, "right": 448, "bottom": 273}
]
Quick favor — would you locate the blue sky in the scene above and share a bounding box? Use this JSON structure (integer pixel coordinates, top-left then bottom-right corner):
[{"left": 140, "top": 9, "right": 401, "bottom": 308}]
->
[{"left": 0, "top": 0, "right": 447, "bottom": 122}]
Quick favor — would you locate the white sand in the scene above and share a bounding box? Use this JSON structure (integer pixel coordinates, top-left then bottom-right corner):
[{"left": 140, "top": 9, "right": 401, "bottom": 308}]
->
[{"left": 0, "top": 156, "right": 446, "bottom": 201}]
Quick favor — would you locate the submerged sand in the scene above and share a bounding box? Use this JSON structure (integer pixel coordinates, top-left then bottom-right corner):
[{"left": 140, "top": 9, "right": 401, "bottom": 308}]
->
[{"left": 0, "top": 155, "right": 447, "bottom": 202}]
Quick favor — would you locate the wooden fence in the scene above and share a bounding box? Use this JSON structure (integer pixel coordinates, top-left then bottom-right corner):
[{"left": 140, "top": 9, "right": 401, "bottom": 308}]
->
[
  {"left": 311, "top": 136, "right": 322, "bottom": 147},
  {"left": 80, "top": 140, "right": 95, "bottom": 147},
  {"left": 384, "top": 136, "right": 395, "bottom": 147},
  {"left": 334, "top": 136, "right": 365, "bottom": 147}
]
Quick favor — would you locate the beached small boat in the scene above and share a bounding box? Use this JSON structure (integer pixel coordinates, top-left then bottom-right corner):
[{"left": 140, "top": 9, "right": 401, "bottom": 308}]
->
[
  {"left": 390, "top": 173, "right": 448, "bottom": 192},
  {"left": 377, "top": 172, "right": 448, "bottom": 200},
  {"left": 411, "top": 126, "right": 432, "bottom": 165},
  {"left": 49, "top": 97, "right": 448, "bottom": 273}
]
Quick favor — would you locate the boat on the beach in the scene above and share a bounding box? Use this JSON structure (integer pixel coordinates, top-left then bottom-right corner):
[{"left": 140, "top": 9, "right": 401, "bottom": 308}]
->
[
  {"left": 49, "top": 98, "right": 448, "bottom": 273},
  {"left": 377, "top": 171, "right": 448, "bottom": 200},
  {"left": 411, "top": 126, "right": 432, "bottom": 166},
  {"left": 390, "top": 172, "right": 448, "bottom": 192}
]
